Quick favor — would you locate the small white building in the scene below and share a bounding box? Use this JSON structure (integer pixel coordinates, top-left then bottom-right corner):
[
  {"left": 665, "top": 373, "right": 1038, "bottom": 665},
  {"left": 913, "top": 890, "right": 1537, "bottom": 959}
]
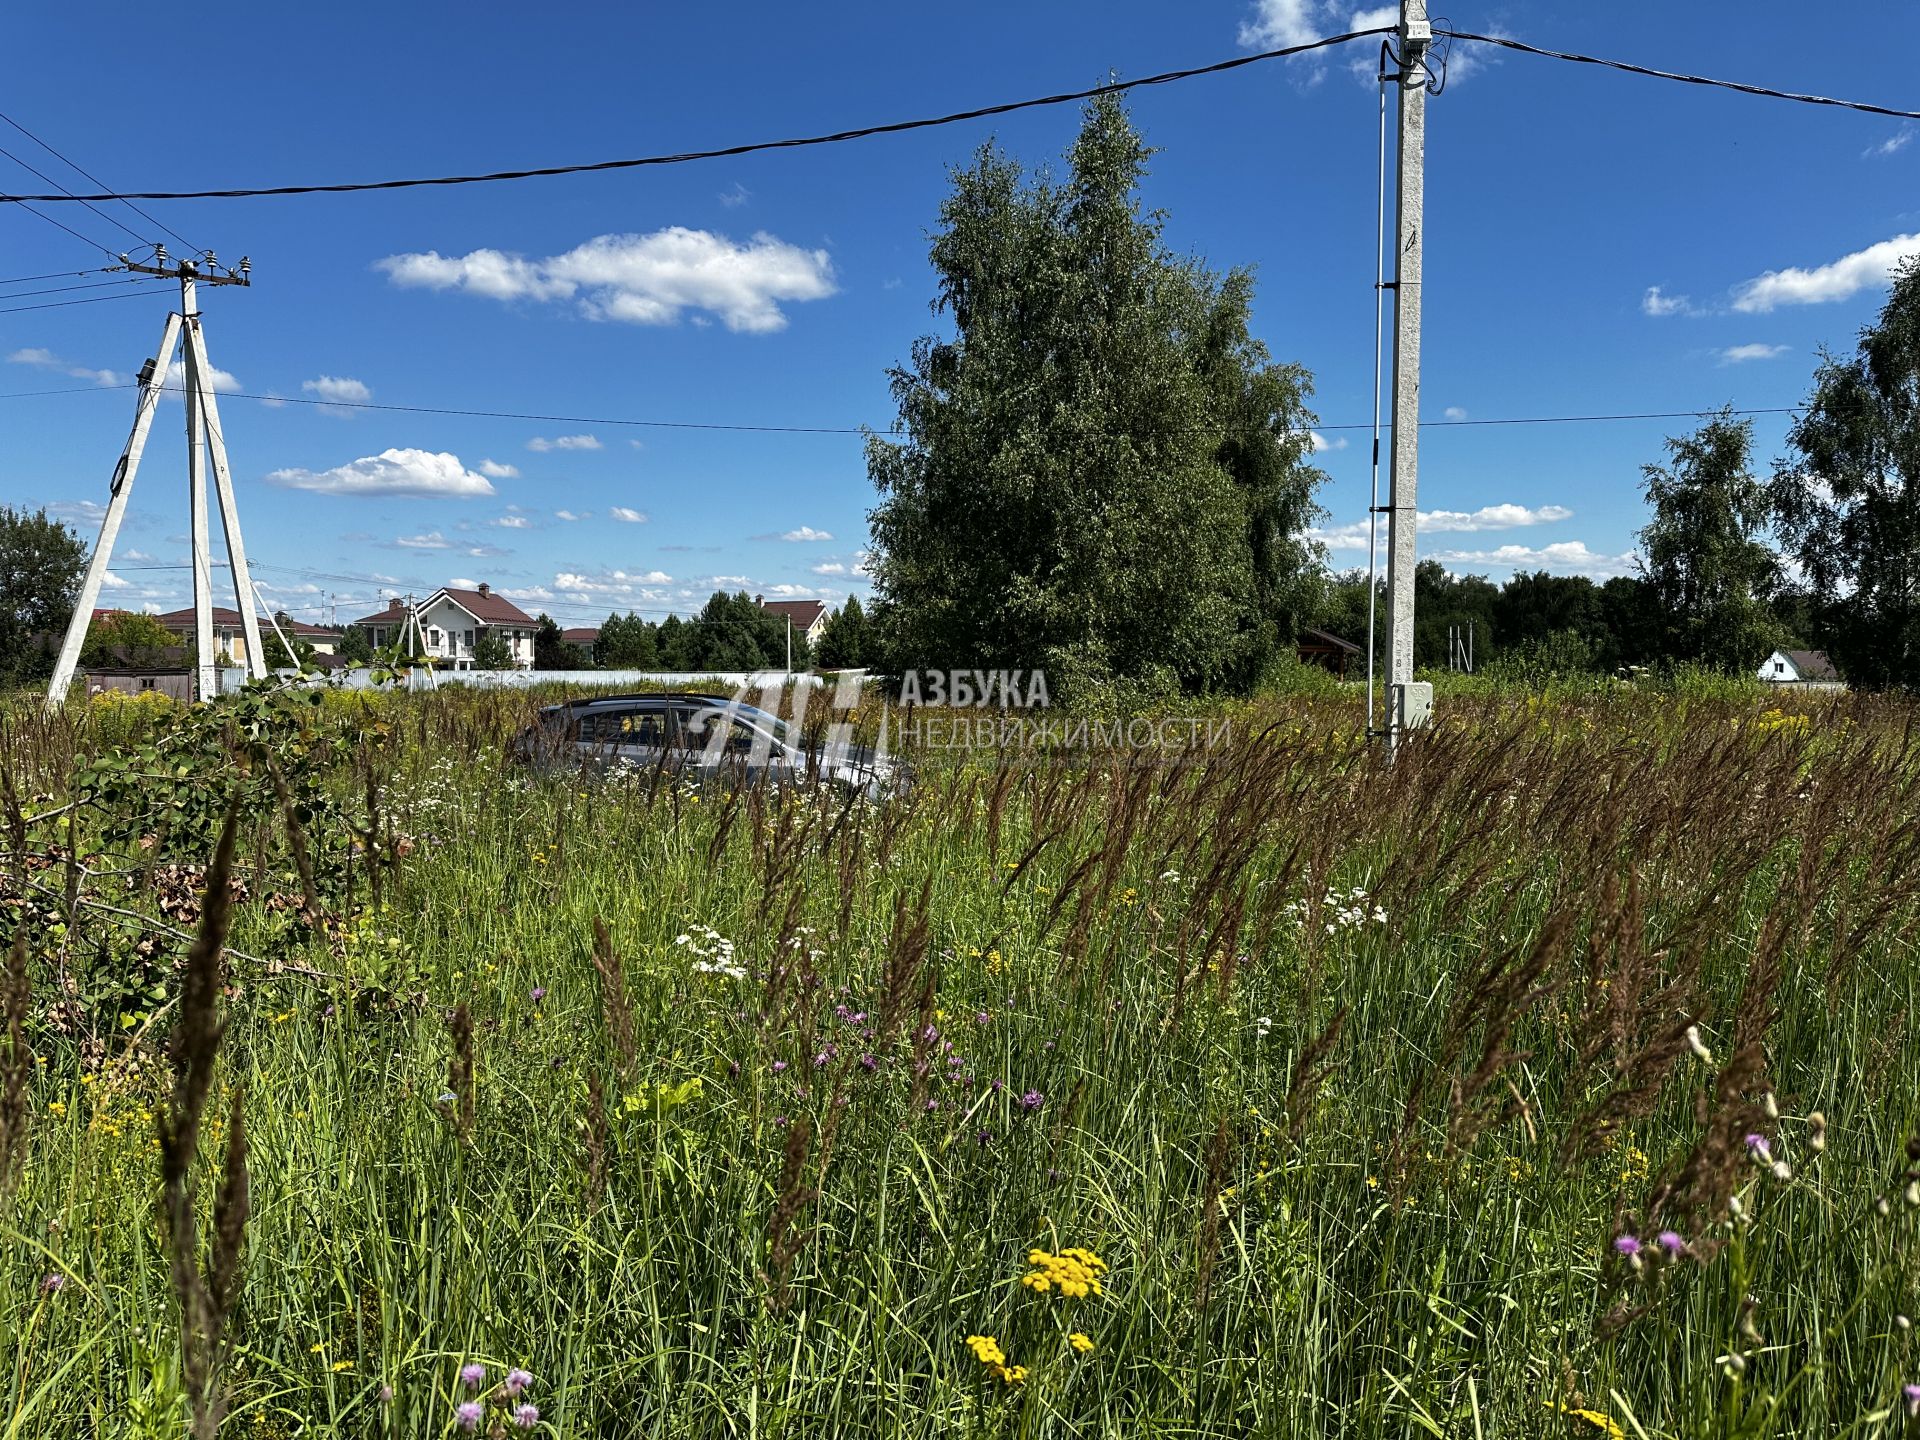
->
[
  {"left": 1758, "top": 648, "right": 1842, "bottom": 688},
  {"left": 354, "top": 584, "right": 537, "bottom": 670}
]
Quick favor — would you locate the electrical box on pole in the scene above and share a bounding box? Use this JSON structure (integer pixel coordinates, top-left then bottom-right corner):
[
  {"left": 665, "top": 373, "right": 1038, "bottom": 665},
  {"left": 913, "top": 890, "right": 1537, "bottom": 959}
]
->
[{"left": 1385, "top": 0, "right": 1432, "bottom": 751}]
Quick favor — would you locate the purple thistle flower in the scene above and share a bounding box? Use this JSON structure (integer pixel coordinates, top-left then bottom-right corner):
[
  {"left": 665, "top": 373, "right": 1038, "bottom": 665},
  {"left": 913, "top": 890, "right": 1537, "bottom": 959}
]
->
[
  {"left": 1744, "top": 1133, "right": 1771, "bottom": 1162},
  {"left": 977, "top": 1128, "right": 992, "bottom": 1147},
  {"left": 1020, "top": 1090, "right": 1045, "bottom": 1112},
  {"left": 1613, "top": 1234, "right": 1642, "bottom": 1257},
  {"left": 39, "top": 1272, "right": 65, "bottom": 1293},
  {"left": 925, "top": 1098, "right": 939, "bottom": 1112},
  {"left": 455, "top": 1400, "right": 484, "bottom": 1431},
  {"left": 529, "top": 987, "right": 547, "bottom": 1003},
  {"left": 990, "top": 1078, "right": 1004, "bottom": 1093},
  {"left": 504, "top": 1368, "right": 533, "bottom": 1397},
  {"left": 975, "top": 1011, "right": 991, "bottom": 1025},
  {"left": 947, "top": 1055, "right": 964, "bottom": 1068},
  {"left": 834, "top": 1004, "right": 851, "bottom": 1021},
  {"left": 771, "top": 1061, "right": 788, "bottom": 1074},
  {"left": 459, "top": 1362, "right": 485, "bottom": 1390},
  {"left": 1904, "top": 1383, "right": 1920, "bottom": 1417},
  {"left": 1656, "top": 1230, "right": 1685, "bottom": 1256},
  {"left": 859, "top": 1053, "right": 877, "bottom": 1072},
  {"left": 513, "top": 1402, "right": 540, "bottom": 1429}
]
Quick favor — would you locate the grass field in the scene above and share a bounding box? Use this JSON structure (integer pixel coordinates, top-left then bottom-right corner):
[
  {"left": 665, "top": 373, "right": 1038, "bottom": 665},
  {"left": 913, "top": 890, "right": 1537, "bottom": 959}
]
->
[{"left": 1, "top": 680, "right": 1917, "bottom": 1438}]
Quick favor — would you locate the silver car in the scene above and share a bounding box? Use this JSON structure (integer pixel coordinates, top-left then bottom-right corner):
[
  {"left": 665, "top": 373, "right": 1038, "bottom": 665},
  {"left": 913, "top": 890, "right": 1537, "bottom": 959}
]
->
[{"left": 508, "top": 692, "right": 900, "bottom": 797}]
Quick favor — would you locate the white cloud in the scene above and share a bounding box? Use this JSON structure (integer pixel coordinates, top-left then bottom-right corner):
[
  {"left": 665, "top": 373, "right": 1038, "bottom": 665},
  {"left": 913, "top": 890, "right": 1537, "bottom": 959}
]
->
[
  {"left": 1307, "top": 431, "right": 1349, "bottom": 453},
  {"left": 302, "top": 375, "right": 372, "bottom": 407},
  {"left": 1239, "top": 0, "right": 1325, "bottom": 49},
  {"left": 526, "top": 434, "right": 602, "bottom": 452},
  {"left": 1717, "top": 342, "right": 1789, "bottom": 365},
  {"left": 811, "top": 562, "right": 848, "bottom": 576},
  {"left": 446, "top": 576, "right": 481, "bottom": 590},
  {"left": 1865, "top": 126, "right": 1914, "bottom": 159},
  {"left": 608, "top": 506, "right": 648, "bottom": 523},
  {"left": 162, "top": 358, "right": 240, "bottom": 396},
  {"left": 1642, "top": 286, "right": 1697, "bottom": 318},
  {"left": 478, "top": 459, "right": 520, "bottom": 479},
  {"left": 493, "top": 515, "right": 532, "bottom": 529},
  {"left": 780, "top": 525, "right": 833, "bottom": 542},
  {"left": 48, "top": 498, "right": 108, "bottom": 524},
  {"left": 1313, "top": 503, "right": 1572, "bottom": 550},
  {"left": 378, "top": 227, "right": 838, "bottom": 333},
  {"left": 718, "top": 182, "right": 750, "bottom": 208},
  {"left": 760, "top": 583, "right": 829, "bottom": 599},
  {"left": 1442, "top": 406, "right": 1469, "bottom": 421},
  {"left": 393, "top": 532, "right": 452, "bottom": 549},
  {"left": 100, "top": 570, "right": 129, "bottom": 589},
  {"left": 1731, "top": 233, "right": 1920, "bottom": 312},
  {"left": 7, "top": 346, "right": 123, "bottom": 387},
  {"left": 1426, "top": 541, "right": 1639, "bottom": 580},
  {"left": 554, "top": 509, "right": 587, "bottom": 521},
  {"left": 550, "top": 569, "right": 675, "bottom": 600},
  {"left": 265, "top": 448, "right": 497, "bottom": 498}
]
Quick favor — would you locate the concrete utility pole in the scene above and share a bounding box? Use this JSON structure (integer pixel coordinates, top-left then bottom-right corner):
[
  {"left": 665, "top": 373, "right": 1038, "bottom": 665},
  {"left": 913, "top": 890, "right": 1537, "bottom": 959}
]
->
[
  {"left": 45, "top": 249, "right": 262, "bottom": 709},
  {"left": 1384, "top": 0, "right": 1433, "bottom": 750}
]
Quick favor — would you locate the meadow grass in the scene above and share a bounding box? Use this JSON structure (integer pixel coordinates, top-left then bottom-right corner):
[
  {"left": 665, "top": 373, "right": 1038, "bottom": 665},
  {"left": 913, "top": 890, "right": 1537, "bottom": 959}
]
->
[{"left": 0, "top": 681, "right": 1917, "bottom": 1437}]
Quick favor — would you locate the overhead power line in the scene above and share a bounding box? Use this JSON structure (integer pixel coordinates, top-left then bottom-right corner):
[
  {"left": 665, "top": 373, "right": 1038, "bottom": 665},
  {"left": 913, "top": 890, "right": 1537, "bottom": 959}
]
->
[
  {"left": 0, "top": 107, "right": 200, "bottom": 253},
  {"left": 0, "top": 139, "right": 149, "bottom": 247},
  {"left": 1446, "top": 31, "right": 1920, "bottom": 121},
  {"left": 0, "top": 29, "right": 1392, "bottom": 204},
  {"left": 0, "top": 380, "right": 1803, "bottom": 436},
  {"left": 0, "top": 267, "right": 117, "bottom": 287},
  {"left": 0, "top": 29, "right": 1913, "bottom": 208},
  {"left": 0, "top": 288, "right": 163, "bottom": 317}
]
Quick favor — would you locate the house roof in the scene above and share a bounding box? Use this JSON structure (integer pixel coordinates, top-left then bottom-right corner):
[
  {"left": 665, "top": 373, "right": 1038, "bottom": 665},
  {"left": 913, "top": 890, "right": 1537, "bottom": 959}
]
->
[
  {"left": 1782, "top": 648, "right": 1839, "bottom": 681},
  {"left": 759, "top": 599, "right": 828, "bottom": 630},
  {"left": 560, "top": 627, "right": 599, "bottom": 646},
  {"left": 154, "top": 607, "right": 337, "bottom": 637},
  {"left": 350, "top": 586, "right": 535, "bottom": 629},
  {"left": 1298, "top": 626, "right": 1363, "bottom": 655}
]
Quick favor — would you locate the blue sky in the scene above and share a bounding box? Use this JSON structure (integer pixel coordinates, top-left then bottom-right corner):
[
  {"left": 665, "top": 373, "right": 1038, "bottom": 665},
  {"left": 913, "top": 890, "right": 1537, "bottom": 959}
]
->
[{"left": 2, "top": 0, "right": 1915, "bottom": 630}]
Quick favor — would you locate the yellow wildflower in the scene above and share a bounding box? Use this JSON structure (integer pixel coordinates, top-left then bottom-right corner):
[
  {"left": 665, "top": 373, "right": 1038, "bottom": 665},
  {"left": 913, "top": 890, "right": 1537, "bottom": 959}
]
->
[
  {"left": 1545, "top": 1402, "right": 1625, "bottom": 1438},
  {"left": 1022, "top": 1246, "right": 1106, "bottom": 1299},
  {"left": 330, "top": 1360, "right": 354, "bottom": 1373},
  {"left": 965, "top": 1335, "right": 1006, "bottom": 1367},
  {"left": 1069, "top": 1332, "right": 1095, "bottom": 1354}
]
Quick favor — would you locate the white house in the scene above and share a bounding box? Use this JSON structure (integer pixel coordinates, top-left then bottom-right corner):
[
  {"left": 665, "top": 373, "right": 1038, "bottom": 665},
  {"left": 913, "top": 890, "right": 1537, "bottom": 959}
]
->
[
  {"left": 1758, "top": 648, "right": 1842, "bottom": 687},
  {"left": 757, "top": 597, "right": 829, "bottom": 646},
  {"left": 353, "top": 584, "right": 538, "bottom": 669}
]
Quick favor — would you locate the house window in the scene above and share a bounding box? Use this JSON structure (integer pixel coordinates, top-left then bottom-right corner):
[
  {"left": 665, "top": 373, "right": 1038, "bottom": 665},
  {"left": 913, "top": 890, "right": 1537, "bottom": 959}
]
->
[
  {"left": 465, "top": 629, "right": 475, "bottom": 648},
  {"left": 138, "top": 677, "right": 155, "bottom": 692},
  {"left": 1775, "top": 661, "right": 1785, "bottom": 674}
]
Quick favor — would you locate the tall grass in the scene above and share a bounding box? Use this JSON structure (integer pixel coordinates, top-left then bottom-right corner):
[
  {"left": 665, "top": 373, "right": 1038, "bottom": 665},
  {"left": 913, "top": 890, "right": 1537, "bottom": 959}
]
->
[{"left": 1, "top": 681, "right": 1917, "bottom": 1437}]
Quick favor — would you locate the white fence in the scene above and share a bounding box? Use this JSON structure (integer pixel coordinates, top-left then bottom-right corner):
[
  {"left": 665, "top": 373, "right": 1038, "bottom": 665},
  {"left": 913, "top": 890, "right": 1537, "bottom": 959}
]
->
[{"left": 222, "top": 668, "right": 843, "bottom": 694}]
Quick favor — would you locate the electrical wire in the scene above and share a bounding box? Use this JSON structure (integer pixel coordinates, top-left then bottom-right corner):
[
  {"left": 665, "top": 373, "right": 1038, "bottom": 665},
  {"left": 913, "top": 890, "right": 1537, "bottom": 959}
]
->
[
  {"left": 0, "top": 140, "right": 149, "bottom": 247},
  {"left": 2, "top": 195, "right": 120, "bottom": 259},
  {"left": 0, "top": 108, "right": 200, "bottom": 253},
  {"left": 1440, "top": 30, "right": 1920, "bottom": 121},
  {"left": 0, "top": 277, "right": 148, "bottom": 301},
  {"left": 0, "top": 289, "right": 166, "bottom": 317},
  {"left": 0, "top": 266, "right": 116, "bottom": 287},
  {"left": 0, "top": 29, "right": 1393, "bottom": 204},
  {"left": 0, "top": 381, "right": 1807, "bottom": 436}
]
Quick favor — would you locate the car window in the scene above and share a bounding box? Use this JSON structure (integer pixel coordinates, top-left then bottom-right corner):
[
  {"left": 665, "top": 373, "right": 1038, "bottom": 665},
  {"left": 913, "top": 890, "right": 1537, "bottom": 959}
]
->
[
  {"left": 673, "top": 705, "right": 770, "bottom": 754},
  {"left": 578, "top": 707, "right": 665, "bottom": 747}
]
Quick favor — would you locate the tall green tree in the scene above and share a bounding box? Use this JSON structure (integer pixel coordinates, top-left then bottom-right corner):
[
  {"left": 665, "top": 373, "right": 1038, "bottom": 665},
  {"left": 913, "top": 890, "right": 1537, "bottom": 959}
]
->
[
  {"left": 532, "top": 615, "right": 579, "bottom": 671},
  {"left": 472, "top": 630, "right": 514, "bottom": 670},
  {"left": 1638, "top": 411, "right": 1779, "bottom": 670},
  {"left": 865, "top": 96, "right": 1325, "bottom": 699},
  {"left": 1769, "top": 259, "right": 1920, "bottom": 687},
  {"left": 814, "top": 595, "right": 871, "bottom": 669},
  {"left": 0, "top": 505, "right": 88, "bottom": 684}
]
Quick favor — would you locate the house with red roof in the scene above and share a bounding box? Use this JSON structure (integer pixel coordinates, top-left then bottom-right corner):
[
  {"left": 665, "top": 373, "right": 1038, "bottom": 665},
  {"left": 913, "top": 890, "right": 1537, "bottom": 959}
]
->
[
  {"left": 756, "top": 597, "right": 829, "bottom": 646},
  {"left": 352, "top": 583, "right": 538, "bottom": 670},
  {"left": 154, "top": 606, "right": 342, "bottom": 667}
]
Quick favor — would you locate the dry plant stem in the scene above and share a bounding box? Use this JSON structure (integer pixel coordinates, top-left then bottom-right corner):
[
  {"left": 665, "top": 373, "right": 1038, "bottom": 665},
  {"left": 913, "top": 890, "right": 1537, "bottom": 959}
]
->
[{"left": 156, "top": 804, "right": 247, "bottom": 1440}]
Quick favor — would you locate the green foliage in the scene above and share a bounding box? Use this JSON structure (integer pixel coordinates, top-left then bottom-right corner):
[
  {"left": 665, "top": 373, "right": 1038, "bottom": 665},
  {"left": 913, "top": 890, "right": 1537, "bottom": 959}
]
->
[
  {"left": 4, "top": 685, "right": 1918, "bottom": 1436},
  {"left": 79, "top": 611, "right": 176, "bottom": 668},
  {"left": 0, "top": 504, "right": 88, "bottom": 684},
  {"left": 336, "top": 625, "right": 373, "bottom": 666},
  {"left": 812, "top": 595, "right": 870, "bottom": 669},
  {"left": 1770, "top": 257, "right": 1920, "bottom": 687},
  {"left": 260, "top": 615, "right": 318, "bottom": 671},
  {"left": 866, "top": 95, "right": 1325, "bottom": 699},
  {"left": 471, "top": 628, "right": 515, "bottom": 670},
  {"left": 532, "top": 615, "right": 579, "bottom": 671},
  {"left": 1639, "top": 410, "right": 1780, "bottom": 671},
  {"left": 593, "top": 611, "right": 658, "bottom": 669}
]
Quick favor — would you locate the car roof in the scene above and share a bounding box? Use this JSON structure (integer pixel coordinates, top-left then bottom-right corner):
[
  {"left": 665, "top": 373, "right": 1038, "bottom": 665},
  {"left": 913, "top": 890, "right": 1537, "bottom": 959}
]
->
[{"left": 542, "top": 691, "right": 734, "bottom": 711}]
